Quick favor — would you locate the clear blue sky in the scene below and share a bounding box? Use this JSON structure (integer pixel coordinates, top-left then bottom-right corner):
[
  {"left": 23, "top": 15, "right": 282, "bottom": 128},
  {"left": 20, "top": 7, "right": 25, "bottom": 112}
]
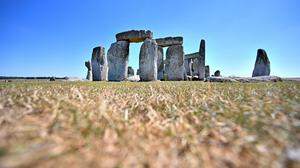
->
[{"left": 1, "top": 0, "right": 299, "bottom": 77}]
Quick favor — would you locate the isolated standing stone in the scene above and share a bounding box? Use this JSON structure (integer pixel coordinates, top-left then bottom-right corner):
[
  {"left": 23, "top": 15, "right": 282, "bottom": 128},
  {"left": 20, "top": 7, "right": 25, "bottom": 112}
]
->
[
  {"left": 107, "top": 41, "right": 130, "bottom": 81},
  {"left": 205, "top": 65, "right": 210, "bottom": 78},
  {"left": 165, "top": 45, "right": 185, "bottom": 80},
  {"left": 139, "top": 39, "right": 158, "bottom": 81},
  {"left": 116, "top": 30, "right": 153, "bottom": 43},
  {"left": 157, "top": 46, "right": 164, "bottom": 80},
  {"left": 197, "top": 39, "right": 205, "bottom": 80},
  {"left": 128, "top": 66, "right": 134, "bottom": 77},
  {"left": 85, "top": 61, "right": 92, "bottom": 81},
  {"left": 252, "top": 49, "right": 270, "bottom": 77},
  {"left": 214, "top": 70, "right": 221, "bottom": 77},
  {"left": 91, "top": 46, "right": 108, "bottom": 81}
]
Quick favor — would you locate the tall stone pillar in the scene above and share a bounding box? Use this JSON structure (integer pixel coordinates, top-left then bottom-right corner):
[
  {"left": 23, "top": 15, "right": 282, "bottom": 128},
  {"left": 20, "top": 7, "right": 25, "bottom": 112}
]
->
[
  {"left": 139, "top": 39, "right": 158, "bottom": 81},
  {"left": 205, "top": 65, "right": 210, "bottom": 78},
  {"left": 198, "top": 39, "right": 205, "bottom": 80},
  {"left": 107, "top": 41, "right": 130, "bottom": 81},
  {"left": 165, "top": 45, "right": 185, "bottom": 81},
  {"left": 157, "top": 46, "right": 164, "bottom": 80},
  {"left": 184, "top": 58, "right": 193, "bottom": 76},
  {"left": 85, "top": 61, "right": 92, "bottom": 81},
  {"left": 252, "top": 49, "right": 270, "bottom": 77},
  {"left": 91, "top": 46, "right": 108, "bottom": 81}
]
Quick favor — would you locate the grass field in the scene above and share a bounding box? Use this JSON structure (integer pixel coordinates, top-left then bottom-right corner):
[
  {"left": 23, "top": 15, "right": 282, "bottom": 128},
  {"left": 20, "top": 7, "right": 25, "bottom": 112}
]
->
[{"left": 0, "top": 81, "right": 299, "bottom": 167}]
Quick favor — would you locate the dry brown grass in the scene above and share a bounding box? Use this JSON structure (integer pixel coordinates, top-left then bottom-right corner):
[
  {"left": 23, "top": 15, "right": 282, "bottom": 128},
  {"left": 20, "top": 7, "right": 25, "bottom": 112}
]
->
[{"left": 0, "top": 81, "right": 299, "bottom": 168}]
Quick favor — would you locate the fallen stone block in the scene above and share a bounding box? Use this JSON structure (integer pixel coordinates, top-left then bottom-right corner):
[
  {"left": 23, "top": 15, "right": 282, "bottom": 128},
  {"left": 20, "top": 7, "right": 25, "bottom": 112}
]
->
[
  {"left": 232, "top": 76, "right": 282, "bottom": 82},
  {"left": 206, "top": 77, "right": 238, "bottom": 82}
]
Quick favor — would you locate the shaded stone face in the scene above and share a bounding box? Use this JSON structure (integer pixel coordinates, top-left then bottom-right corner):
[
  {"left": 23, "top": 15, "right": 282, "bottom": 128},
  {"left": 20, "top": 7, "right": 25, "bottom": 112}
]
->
[
  {"left": 91, "top": 46, "right": 108, "bottom": 81},
  {"left": 197, "top": 39, "right": 206, "bottom": 80},
  {"left": 214, "top": 70, "right": 221, "bottom": 77},
  {"left": 107, "top": 41, "right": 130, "bottom": 81},
  {"left": 139, "top": 39, "right": 158, "bottom": 81},
  {"left": 155, "top": 37, "right": 183, "bottom": 47},
  {"left": 157, "top": 46, "right": 164, "bottom": 80},
  {"left": 165, "top": 45, "right": 185, "bottom": 81},
  {"left": 85, "top": 61, "right": 92, "bottom": 81},
  {"left": 116, "top": 30, "right": 153, "bottom": 43},
  {"left": 252, "top": 49, "right": 270, "bottom": 77},
  {"left": 128, "top": 66, "right": 134, "bottom": 77},
  {"left": 205, "top": 65, "right": 210, "bottom": 78},
  {"left": 184, "top": 58, "right": 193, "bottom": 76}
]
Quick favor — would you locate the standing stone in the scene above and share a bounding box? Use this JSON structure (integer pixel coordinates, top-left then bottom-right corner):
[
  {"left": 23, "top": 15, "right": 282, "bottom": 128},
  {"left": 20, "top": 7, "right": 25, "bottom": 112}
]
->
[
  {"left": 139, "top": 39, "right": 158, "bottom": 81},
  {"left": 205, "top": 65, "right": 210, "bottom": 78},
  {"left": 85, "top": 61, "right": 92, "bottom": 81},
  {"left": 214, "top": 70, "right": 221, "bottom": 77},
  {"left": 107, "top": 41, "right": 130, "bottom": 81},
  {"left": 165, "top": 45, "right": 185, "bottom": 81},
  {"left": 197, "top": 39, "right": 205, "bottom": 80},
  {"left": 91, "top": 47, "right": 108, "bottom": 81},
  {"left": 184, "top": 58, "right": 193, "bottom": 76},
  {"left": 128, "top": 66, "right": 134, "bottom": 77},
  {"left": 157, "top": 46, "right": 164, "bottom": 80},
  {"left": 252, "top": 49, "right": 270, "bottom": 77}
]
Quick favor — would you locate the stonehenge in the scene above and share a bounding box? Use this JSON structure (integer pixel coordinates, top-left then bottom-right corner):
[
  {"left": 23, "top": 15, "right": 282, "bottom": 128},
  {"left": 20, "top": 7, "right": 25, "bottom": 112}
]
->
[
  {"left": 252, "top": 49, "right": 270, "bottom": 77},
  {"left": 183, "top": 40, "right": 206, "bottom": 80},
  {"left": 85, "top": 61, "right": 92, "bottom": 81},
  {"left": 156, "top": 36, "right": 185, "bottom": 81},
  {"left": 84, "top": 30, "right": 274, "bottom": 82},
  {"left": 91, "top": 46, "right": 108, "bottom": 81}
]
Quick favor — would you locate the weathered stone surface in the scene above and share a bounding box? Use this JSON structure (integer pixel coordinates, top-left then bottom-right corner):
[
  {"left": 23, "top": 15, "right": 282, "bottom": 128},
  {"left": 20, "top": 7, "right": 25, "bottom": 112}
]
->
[
  {"left": 107, "top": 41, "right": 130, "bottom": 81},
  {"left": 91, "top": 46, "right": 108, "bottom": 81},
  {"left": 206, "top": 77, "right": 237, "bottom": 82},
  {"left": 214, "top": 70, "right": 221, "bottom": 77},
  {"left": 197, "top": 39, "right": 205, "bottom": 80},
  {"left": 205, "top": 65, "right": 210, "bottom": 78},
  {"left": 165, "top": 45, "right": 185, "bottom": 81},
  {"left": 185, "top": 52, "right": 199, "bottom": 59},
  {"left": 139, "top": 39, "right": 158, "bottom": 81},
  {"left": 128, "top": 66, "right": 134, "bottom": 77},
  {"left": 184, "top": 58, "right": 193, "bottom": 76},
  {"left": 155, "top": 37, "right": 183, "bottom": 47},
  {"left": 116, "top": 30, "right": 153, "bottom": 43},
  {"left": 252, "top": 49, "right": 270, "bottom": 77},
  {"left": 157, "top": 46, "right": 164, "bottom": 80},
  {"left": 85, "top": 61, "right": 92, "bottom": 81}
]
